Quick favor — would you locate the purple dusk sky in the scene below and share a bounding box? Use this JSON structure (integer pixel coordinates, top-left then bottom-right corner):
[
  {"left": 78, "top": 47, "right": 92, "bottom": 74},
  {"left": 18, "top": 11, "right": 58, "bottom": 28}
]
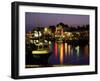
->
[{"left": 25, "top": 12, "right": 89, "bottom": 31}]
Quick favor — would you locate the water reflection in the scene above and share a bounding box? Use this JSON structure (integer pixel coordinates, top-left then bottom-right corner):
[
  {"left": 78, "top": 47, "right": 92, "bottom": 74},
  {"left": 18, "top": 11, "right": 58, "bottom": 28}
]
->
[{"left": 49, "top": 42, "right": 89, "bottom": 65}]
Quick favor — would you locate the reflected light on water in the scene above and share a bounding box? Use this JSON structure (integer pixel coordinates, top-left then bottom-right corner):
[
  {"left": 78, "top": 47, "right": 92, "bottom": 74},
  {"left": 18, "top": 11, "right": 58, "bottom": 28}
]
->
[
  {"left": 52, "top": 42, "right": 89, "bottom": 64},
  {"left": 60, "top": 43, "right": 64, "bottom": 64},
  {"left": 84, "top": 45, "right": 89, "bottom": 57},
  {"left": 68, "top": 45, "right": 71, "bottom": 56},
  {"left": 75, "top": 46, "right": 80, "bottom": 57},
  {"left": 65, "top": 43, "right": 68, "bottom": 56},
  {"left": 54, "top": 42, "right": 58, "bottom": 59}
]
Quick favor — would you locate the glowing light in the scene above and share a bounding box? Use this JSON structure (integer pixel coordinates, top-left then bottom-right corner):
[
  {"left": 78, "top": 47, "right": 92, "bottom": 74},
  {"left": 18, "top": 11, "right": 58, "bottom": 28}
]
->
[
  {"left": 49, "top": 41, "right": 51, "bottom": 44},
  {"left": 44, "top": 27, "right": 48, "bottom": 31},
  {"left": 30, "top": 40, "right": 34, "bottom": 44},
  {"left": 34, "top": 40, "right": 39, "bottom": 45},
  {"left": 34, "top": 31, "right": 39, "bottom": 37},
  {"left": 44, "top": 40, "right": 48, "bottom": 43},
  {"left": 36, "top": 40, "right": 39, "bottom": 42},
  {"left": 39, "top": 42, "right": 43, "bottom": 45},
  {"left": 32, "top": 50, "right": 48, "bottom": 54},
  {"left": 39, "top": 31, "right": 42, "bottom": 36},
  {"left": 67, "top": 32, "right": 71, "bottom": 36}
]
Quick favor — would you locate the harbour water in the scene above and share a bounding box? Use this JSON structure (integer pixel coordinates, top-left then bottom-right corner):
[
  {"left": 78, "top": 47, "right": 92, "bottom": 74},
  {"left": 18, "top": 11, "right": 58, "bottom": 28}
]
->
[{"left": 48, "top": 42, "right": 89, "bottom": 65}]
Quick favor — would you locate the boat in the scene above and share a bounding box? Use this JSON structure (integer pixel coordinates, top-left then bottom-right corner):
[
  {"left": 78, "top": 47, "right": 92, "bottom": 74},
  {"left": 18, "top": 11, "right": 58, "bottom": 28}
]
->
[{"left": 26, "top": 29, "right": 51, "bottom": 65}]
